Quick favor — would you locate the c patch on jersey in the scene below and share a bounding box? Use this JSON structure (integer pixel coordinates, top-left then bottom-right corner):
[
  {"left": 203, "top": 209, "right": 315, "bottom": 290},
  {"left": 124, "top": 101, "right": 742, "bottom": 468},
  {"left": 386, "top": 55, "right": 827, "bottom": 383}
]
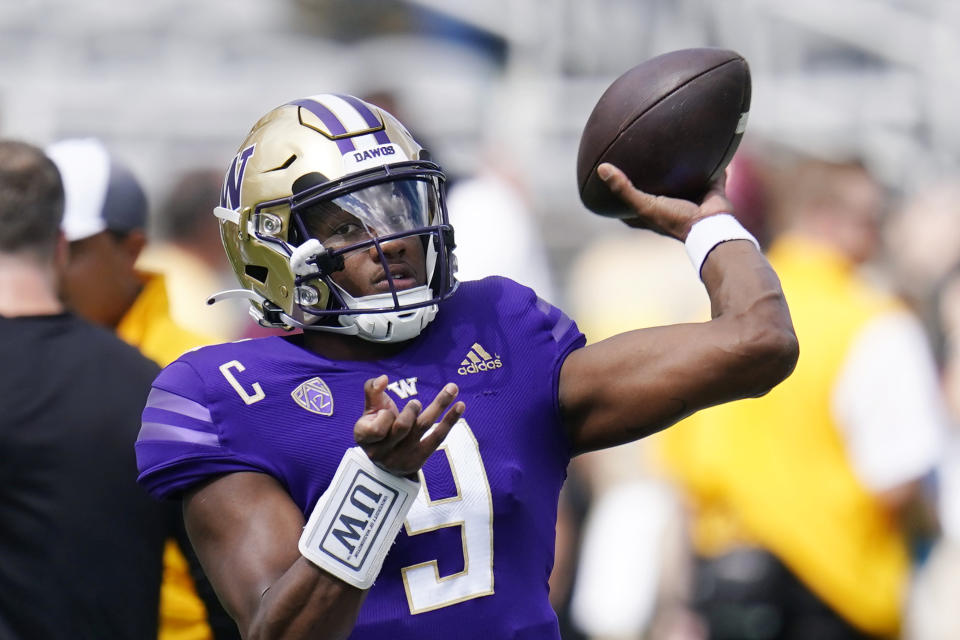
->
[{"left": 292, "top": 377, "right": 334, "bottom": 416}]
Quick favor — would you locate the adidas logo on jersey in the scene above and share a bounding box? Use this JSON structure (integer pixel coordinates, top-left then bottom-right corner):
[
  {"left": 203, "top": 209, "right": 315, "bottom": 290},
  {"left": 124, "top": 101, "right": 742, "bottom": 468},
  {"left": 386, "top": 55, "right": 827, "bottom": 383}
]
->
[{"left": 458, "top": 343, "right": 502, "bottom": 376}]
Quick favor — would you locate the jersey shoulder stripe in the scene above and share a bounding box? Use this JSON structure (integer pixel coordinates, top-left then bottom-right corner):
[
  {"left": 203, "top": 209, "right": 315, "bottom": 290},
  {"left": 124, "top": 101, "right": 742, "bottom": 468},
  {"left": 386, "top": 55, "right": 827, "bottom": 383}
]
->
[
  {"left": 144, "top": 387, "right": 212, "bottom": 422},
  {"left": 138, "top": 421, "right": 219, "bottom": 447},
  {"left": 137, "top": 362, "right": 222, "bottom": 448},
  {"left": 536, "top": 296, "right": 576, "bottom": 343}
]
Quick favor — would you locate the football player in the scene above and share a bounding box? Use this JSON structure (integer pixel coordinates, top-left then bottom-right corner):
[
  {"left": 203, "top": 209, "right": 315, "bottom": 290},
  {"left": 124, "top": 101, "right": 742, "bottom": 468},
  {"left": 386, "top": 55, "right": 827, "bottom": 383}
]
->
[{"left": 135, "top": 94, "right": 797, "bottom": 639}]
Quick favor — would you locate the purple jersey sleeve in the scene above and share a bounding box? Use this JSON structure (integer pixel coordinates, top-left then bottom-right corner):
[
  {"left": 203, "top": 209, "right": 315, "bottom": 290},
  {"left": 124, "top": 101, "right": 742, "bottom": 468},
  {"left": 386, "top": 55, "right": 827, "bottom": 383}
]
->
[
  {"left": 533, "top": 293, "right": 585, "bottom": 422},
  {"left": 135, "top": 359, "right": 266, "bottom": 499},
  {"left": 488, "top": 277, "right": 586, "bottom": 445}
]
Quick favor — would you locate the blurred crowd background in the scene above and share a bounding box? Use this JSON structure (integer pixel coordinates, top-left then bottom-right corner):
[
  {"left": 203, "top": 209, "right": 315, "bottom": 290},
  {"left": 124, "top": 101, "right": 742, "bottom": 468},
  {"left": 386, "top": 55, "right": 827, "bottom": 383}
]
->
[{"left": 5, "top": 0, "right": 960, "bottom": 638}]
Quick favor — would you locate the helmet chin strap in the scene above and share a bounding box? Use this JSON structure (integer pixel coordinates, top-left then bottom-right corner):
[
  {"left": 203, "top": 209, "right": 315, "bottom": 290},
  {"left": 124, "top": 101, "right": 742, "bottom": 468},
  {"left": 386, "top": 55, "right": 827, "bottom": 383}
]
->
[{"left": 332, "top": 283, "right": 438, "bottom": 343}]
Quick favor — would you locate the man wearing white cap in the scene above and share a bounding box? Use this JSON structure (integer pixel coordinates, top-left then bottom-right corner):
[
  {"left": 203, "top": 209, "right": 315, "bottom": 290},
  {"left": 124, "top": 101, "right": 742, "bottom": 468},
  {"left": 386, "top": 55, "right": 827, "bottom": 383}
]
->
[
  {"left": 46, "top": 138, "right": 236, "bottom": 640},
  {"left": 47, "top": 138, "right": 223, "bottom": 362}
]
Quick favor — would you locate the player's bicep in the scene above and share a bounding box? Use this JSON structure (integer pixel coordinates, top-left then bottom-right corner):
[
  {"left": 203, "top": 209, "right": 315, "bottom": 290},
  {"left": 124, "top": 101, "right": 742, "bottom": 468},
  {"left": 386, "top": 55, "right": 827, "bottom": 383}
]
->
[
  {"left": 561, "top": 240, "right": 797, "bottom": 456},
  {"left": 560, "top": 322, "right": 736, "bottom": 454},
  {"left": 183, "top": 472, "right": 306, "bottom": 631}
]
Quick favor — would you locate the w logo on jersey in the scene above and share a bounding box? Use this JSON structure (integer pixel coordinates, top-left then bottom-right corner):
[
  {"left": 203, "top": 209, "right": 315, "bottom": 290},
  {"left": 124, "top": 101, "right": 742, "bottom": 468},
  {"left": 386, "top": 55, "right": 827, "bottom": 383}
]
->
[
  {"left": 220, "top": 144, "right": 256, "bottom": 209},
  {"left": 292, "top": 377, "right": 334, "bottom": 416},
  {"left": 387, "top": 377, "right": 418, "bottom": 399}
]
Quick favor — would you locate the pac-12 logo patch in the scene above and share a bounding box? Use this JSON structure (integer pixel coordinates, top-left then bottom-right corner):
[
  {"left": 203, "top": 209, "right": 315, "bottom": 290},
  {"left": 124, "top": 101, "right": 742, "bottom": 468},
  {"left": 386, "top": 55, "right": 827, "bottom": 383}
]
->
[{"left": 292, "top": 377, "right": 334, "bottom": 416}]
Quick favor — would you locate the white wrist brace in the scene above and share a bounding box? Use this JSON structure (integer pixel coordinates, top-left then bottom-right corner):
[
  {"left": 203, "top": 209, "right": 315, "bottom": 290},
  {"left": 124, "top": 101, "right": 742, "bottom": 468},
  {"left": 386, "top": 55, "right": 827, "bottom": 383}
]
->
[
  {"left": 299, "top": 447, "right": 420, "bottom": 589},
  {"left": 684, "top": 213, "right": 761, "bottom": 278}
]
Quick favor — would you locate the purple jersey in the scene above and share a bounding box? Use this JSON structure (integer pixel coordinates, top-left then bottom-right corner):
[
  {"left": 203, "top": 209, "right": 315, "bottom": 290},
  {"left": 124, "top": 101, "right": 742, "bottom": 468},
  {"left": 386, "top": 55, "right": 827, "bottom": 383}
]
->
[{"left": 136, "top": 277, "right": 584, "bottom": 639}]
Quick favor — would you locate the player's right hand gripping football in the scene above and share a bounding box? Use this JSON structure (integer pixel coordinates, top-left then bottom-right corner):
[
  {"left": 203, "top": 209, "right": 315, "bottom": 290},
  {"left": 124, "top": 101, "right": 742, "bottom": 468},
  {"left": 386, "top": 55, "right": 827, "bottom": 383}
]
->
[
  {"left": 597, "top": 162, "right": 735, "bottom": 241},
  {"left": 354, "top": 375, "right": 465, "bottom": 477}
]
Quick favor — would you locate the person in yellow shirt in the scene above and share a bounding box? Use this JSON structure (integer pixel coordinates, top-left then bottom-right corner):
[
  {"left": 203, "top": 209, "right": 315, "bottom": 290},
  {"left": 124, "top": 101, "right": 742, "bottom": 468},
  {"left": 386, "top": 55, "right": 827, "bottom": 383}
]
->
[
  {"left": 46, "top": 138, "right": 239, "bottom": 640},
  {"left": 137, "top": 168, "right": 249, "bottom": 342},
  {"left": 657, "top": 157, "right": 948, "bottom": 639}
]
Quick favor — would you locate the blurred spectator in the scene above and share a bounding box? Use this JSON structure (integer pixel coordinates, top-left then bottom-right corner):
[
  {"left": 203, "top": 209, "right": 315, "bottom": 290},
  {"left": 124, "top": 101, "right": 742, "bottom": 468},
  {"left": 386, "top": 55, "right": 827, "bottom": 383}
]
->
[
  {"left": 657, "top": 156, "right": 949, "bottom": 639},
  {"left": 139, "top": 168, "right": 247, "bottom": 340},
  {"left": 570, "top": 469, "right": 701, "bottom": 640},
  {"left": 551, "top": 465, "right": 592, "bottom": 640},
  {"left": 0, "top": 139, "right": 167, "bottom": 638},
  {"left": 45, "top": 138, "right": 238, "bottom": 640},
  {"left": 46, "top": 139, "right": 224, "bottom": 360},
  {"left": 937, "top": 266, "right": 960, "bottom": 423},
  {"left": 445, "top": 159, "right": 558, "bottom": 303},
  {"left": 883, "top": 182, "right": 960, "bottom": 330},
  {"left": 904, "top": 261, "right": 960, "bottom": 640},
  {"left": 566, "top": 230, "right": 708, "bottom": 342},
  {"left": 362, "top": 88, "right": 558, "bottom": 302},
  {"left": 726, "top": 150, "right": 773, "bottom": 249}
]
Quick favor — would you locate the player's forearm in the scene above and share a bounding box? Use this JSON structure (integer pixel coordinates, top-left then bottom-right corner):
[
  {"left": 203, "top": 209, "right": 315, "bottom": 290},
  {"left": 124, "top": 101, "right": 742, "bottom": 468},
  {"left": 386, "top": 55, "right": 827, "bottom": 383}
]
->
[
  {"left": 699, "top": 239, "right": 798, "bottom": 397},
  {"left": 245, "top": 561, "right": 366, "bottom": 640},
  {"left": 183, "top": 473, "right": 368, "bottom": 640}
]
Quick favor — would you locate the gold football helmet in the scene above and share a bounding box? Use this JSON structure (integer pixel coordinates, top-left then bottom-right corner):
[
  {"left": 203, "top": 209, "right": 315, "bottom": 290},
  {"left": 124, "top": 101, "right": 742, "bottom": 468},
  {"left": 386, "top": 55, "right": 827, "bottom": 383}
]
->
[{"left": 211, "top": 94, "right": 457, "bottom": 342}]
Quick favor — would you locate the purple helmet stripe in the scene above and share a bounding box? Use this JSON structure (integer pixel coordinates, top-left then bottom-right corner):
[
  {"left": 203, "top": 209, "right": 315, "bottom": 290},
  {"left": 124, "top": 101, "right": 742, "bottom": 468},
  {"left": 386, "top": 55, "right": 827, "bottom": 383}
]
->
[
  {"left": 289, "top": 99, "right": 356, "bottom": 154},
  {"left": 334, "top": 94, "right": 392, "bottom": 145},
  {"left": 137, "top": 421, "right": 221, "bottom": 447},
  {"left": 145, "top": 387, "right": 212, "bottom": 423}
]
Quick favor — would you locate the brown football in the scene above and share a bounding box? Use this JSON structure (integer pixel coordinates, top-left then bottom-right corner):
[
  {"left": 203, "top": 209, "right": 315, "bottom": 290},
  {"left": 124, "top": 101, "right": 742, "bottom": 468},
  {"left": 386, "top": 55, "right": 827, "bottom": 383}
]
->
[{"left": 577, "top": 48, "right": 751, "bottom": 216}]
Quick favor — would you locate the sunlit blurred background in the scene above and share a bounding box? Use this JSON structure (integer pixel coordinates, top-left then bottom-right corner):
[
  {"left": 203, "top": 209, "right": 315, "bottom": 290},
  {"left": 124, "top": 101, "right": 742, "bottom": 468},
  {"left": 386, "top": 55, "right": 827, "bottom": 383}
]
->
[
  {"left": 5, "top": 1, "right": 960, "bottom": 638},
  {"left": 4, "top": 0, "right": 960, "bottom": 295}
]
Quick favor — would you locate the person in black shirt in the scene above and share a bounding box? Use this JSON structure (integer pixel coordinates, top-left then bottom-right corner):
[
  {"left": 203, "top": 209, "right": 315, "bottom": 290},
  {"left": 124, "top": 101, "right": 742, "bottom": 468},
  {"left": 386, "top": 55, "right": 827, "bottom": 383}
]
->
[{"left": 0, "top": 139, "right": 170, "bottom": 639}]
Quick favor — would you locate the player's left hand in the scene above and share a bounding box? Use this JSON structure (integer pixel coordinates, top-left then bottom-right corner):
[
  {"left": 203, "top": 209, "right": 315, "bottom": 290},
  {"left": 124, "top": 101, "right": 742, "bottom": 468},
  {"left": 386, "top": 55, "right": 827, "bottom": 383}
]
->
[
  {"left": 354, "top": 375, "right": 465, "bottom": 477},
  {"left": 597, "top": 162, "right": 735, "bottom": 240}
]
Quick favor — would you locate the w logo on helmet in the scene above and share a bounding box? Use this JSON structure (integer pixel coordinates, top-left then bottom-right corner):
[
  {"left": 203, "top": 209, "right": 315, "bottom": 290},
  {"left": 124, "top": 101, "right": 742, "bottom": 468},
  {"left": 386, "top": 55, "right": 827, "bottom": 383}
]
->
[{"left": 220, "top": 144, "right": 256, "bottom": 209}]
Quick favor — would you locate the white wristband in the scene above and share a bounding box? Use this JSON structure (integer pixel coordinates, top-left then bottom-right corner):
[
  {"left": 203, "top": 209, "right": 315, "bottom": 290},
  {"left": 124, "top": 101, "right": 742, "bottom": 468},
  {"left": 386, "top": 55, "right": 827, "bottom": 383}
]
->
[
  {"left": 684, "top": 213, "right": 760, "bottom": 278},
  {"left": 299, "top": 447, "right": 420, "bottom": 589}
]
